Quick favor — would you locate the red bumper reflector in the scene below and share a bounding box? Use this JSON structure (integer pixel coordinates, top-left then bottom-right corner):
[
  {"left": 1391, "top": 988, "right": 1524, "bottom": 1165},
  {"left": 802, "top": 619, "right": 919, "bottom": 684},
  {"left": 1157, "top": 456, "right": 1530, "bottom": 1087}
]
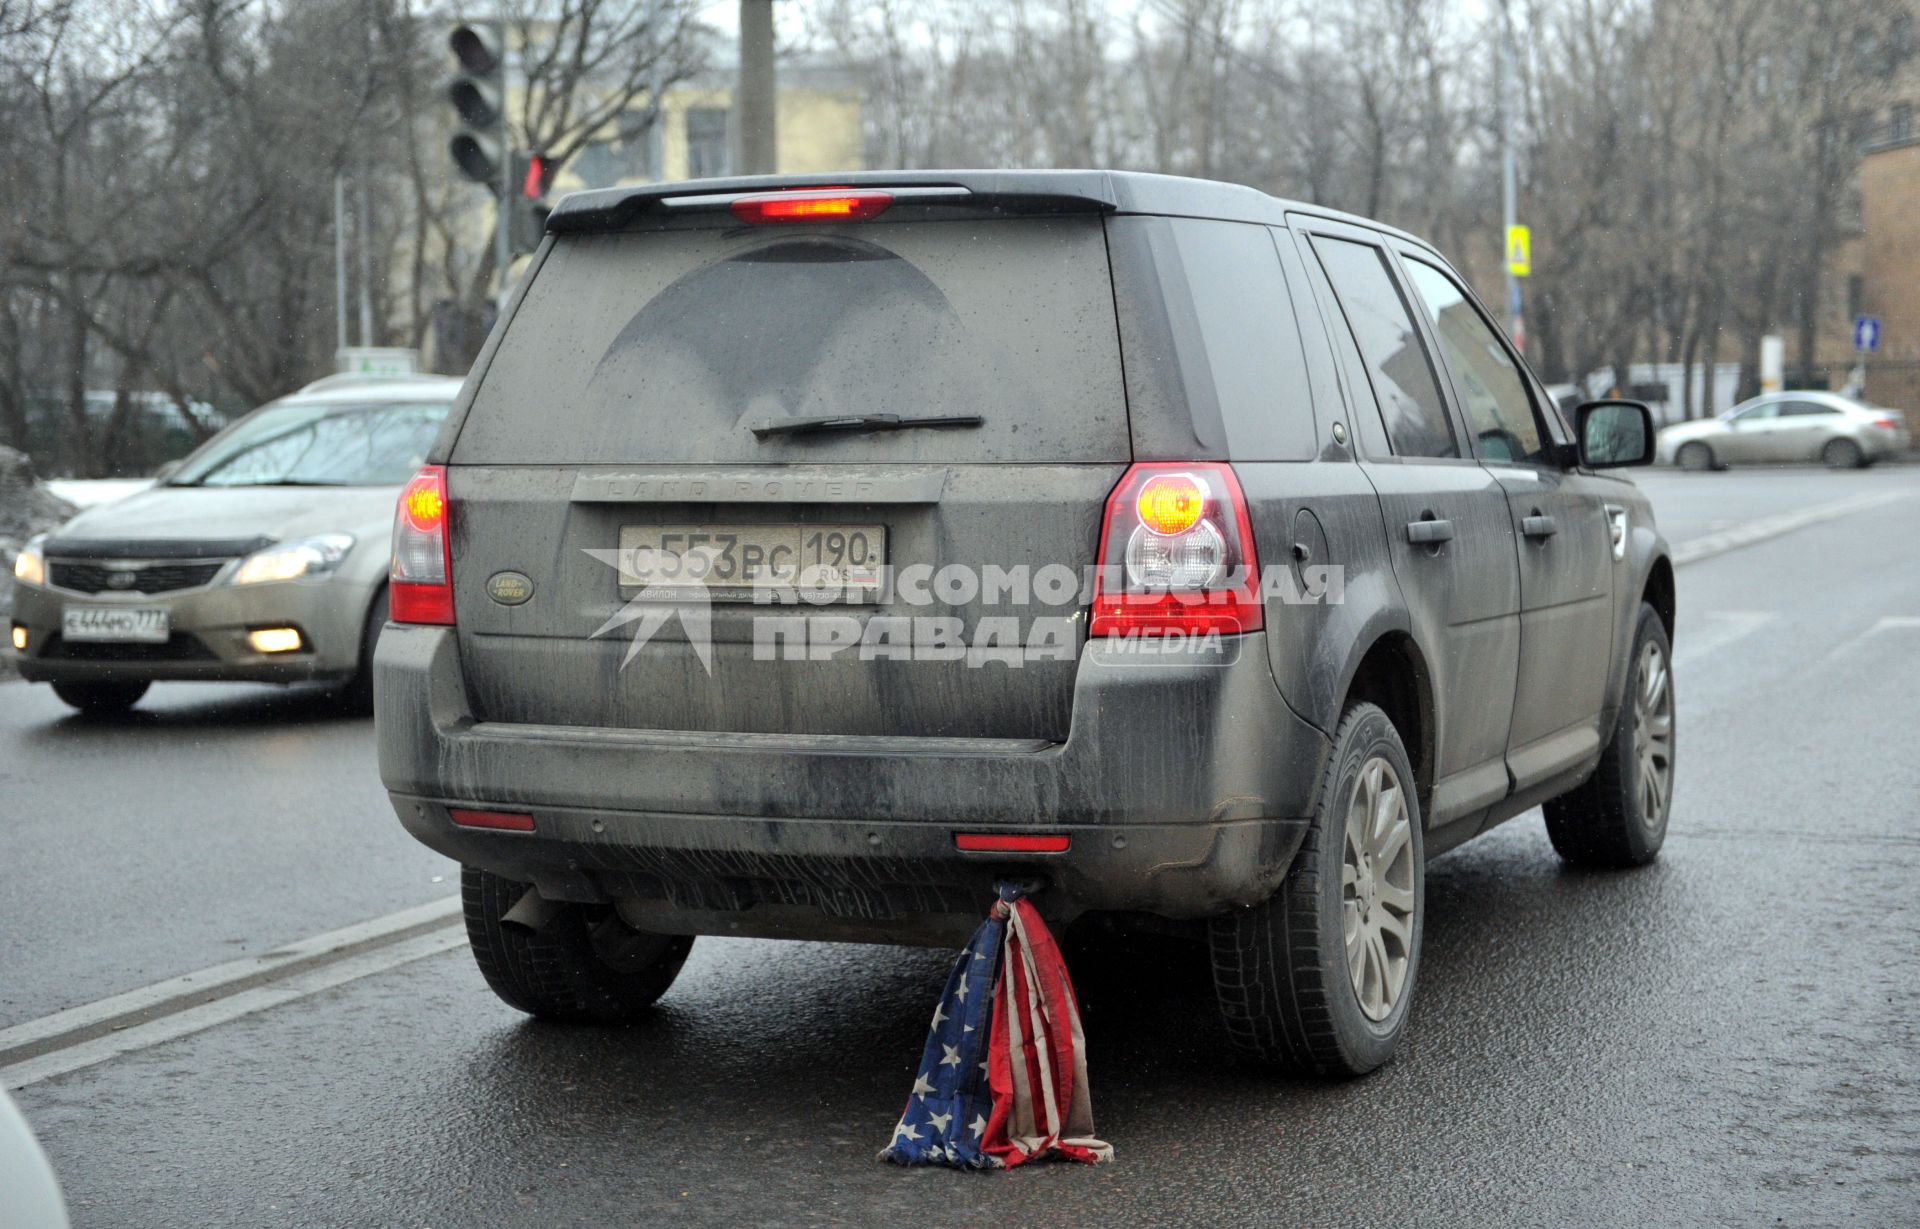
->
[
  {"left": 449, "top": 808, "right": 536, "bottom": 832},
  {"left": 954, "top": 833, "right": 1070, "bottom": 853}
]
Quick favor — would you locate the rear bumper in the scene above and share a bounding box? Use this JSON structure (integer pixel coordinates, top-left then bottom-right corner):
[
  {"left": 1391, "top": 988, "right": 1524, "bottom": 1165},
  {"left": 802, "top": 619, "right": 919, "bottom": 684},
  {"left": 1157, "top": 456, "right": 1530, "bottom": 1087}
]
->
[
  {"left": 9, "top": 575, "right": 373, "bottom": 685},
  {"left": 376, "top": 625, "right": 1329, "bottom": 938}
]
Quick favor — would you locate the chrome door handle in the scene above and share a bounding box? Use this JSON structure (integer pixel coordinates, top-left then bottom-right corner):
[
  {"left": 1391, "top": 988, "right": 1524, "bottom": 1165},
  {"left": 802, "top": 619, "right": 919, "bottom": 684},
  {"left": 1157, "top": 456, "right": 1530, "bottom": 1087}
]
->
[
  {"left": 1406, "top": 518, "right": 1454, "bottom": 545},
  {"left": 1521, "top": 514, "right": 1558, "bottom": 539}
]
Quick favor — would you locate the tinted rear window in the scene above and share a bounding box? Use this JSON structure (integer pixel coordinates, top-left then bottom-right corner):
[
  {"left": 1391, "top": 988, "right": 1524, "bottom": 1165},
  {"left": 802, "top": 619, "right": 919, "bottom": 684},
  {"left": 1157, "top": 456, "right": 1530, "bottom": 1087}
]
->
[{"left": 453, "top": 217, "right": 1127, "bottom": 464}]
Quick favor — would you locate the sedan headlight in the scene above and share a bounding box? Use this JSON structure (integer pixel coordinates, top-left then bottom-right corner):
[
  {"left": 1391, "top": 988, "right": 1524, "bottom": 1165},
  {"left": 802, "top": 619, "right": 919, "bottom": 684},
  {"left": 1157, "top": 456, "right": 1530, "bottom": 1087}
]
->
[
  {"left": 12, "top": 534, "right": 46, "bottom": 587},
  {"left": 230, "top": 534, "right": 355, "bottom": 586}
]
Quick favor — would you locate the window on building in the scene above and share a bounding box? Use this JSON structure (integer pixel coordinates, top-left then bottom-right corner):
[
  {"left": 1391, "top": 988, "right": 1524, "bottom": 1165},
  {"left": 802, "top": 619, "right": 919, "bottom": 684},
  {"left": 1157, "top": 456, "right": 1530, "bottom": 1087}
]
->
[
  {"left": 1893, "top": 103, "right": 1913, "bottom": 143},
  {"left": 1311, "top": 236, "right": 1459, "bottom": 459},
  {"left": 685, "top": 107, "right": 730, "bottom": 179},
  {"left": 1895, "top": 13, "right": 1915, "bottom": 60}
]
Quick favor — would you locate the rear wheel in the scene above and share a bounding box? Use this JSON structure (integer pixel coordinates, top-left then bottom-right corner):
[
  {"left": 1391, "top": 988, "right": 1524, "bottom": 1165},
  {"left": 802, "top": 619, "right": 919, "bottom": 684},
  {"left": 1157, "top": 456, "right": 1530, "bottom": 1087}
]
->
[
  {"left": 1676, "top": 441, "right": 1716, "bottom": 472},
  {"left": 462, "top": 865, "right": 693, "bottom": 1022},
  {"left": 1210, "top": 702, "right": 1424, "bottom": 1075},
  {"left": 1544, "top": 603, "right": 1674, "bottom": 868},
  {"left": 1822, "top": 437, "right": 1865, "bottom": 470},
  {"left": 51, "top": 679, "right": 149, "bottom": 714}
]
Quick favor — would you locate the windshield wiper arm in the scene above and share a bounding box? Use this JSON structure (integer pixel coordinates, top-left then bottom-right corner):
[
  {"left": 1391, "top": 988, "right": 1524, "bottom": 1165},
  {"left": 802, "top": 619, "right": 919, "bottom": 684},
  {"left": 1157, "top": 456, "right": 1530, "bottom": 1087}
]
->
[{"left": 750, "top": 413, "right": 984, "bottom": 440}]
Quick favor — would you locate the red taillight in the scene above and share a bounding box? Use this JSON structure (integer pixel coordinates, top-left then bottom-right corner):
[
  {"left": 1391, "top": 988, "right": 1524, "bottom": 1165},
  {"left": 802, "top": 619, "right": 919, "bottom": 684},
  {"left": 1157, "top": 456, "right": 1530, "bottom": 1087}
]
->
[
  {"left": 390, "top": 465, "right": 454, "bottom": 625},
  {"left": 729, "top": 189, "right": 893, "bottom": 224},
  {"left": 955, "top": 832, "right": 1070, "bottom": 853},
  {"left": 1089, "top": 462, "right": 1263, "bottom": 638},
  {"left": 1871, "top": 415, "right": 1899, "bottom": 430},
  {"left": 449, "top": 808, "right": 535, "bottom": 832}
]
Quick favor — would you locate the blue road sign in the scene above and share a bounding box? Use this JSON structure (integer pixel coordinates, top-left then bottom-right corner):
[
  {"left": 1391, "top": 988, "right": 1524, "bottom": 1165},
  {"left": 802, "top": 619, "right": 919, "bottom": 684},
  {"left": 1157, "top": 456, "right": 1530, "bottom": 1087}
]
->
[{"left": 1853, "top": 316, "right": 1882, "bottom": 352}]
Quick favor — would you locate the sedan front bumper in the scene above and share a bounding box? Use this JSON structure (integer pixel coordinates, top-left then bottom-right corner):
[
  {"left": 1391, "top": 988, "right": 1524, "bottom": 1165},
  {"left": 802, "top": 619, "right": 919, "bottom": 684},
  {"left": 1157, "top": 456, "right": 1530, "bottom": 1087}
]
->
[{"left": 9, "top": 573, "right": 378, "bottom": 685}]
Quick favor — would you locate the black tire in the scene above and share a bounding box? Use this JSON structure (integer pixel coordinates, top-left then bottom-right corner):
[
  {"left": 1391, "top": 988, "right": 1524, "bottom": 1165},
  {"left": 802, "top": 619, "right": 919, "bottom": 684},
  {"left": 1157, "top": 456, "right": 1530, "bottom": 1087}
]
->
[
  {"left": 1676, "top": 441, "right": 1716, "bottom": 472},
  {"left": 1209, "top": 702, "right": 1425, "bottom": 1076},
  {"left": 1544, "top": 603, "right": 1675, "bottom": 868},
  {"left": 462, "top": 865, "right": 693, "bottom": 1022},
  {"left": 331, "top": 587, "right": 388, "bottom": 714},
  {"left": 1822, "top": 437, "right": 1865, "bottom": 470},
  {"left": 51, "top": 679, "right": 149, "bottom": 714}
]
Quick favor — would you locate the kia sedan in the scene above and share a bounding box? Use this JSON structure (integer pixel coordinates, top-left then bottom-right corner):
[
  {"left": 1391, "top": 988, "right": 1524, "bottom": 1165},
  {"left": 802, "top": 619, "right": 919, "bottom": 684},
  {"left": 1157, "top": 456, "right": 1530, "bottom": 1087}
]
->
[
  {"left": 1657, "top": 392, "right": 1909, "bottom": 470},
  {"left": 8, "top": 375, "right": 461, "bottom": 713}
]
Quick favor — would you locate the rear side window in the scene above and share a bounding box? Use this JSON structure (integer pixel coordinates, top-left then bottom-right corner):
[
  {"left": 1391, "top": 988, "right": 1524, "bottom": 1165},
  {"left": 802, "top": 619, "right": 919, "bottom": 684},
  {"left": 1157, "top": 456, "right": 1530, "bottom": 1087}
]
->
[
  {"left": 1311, "top": 236, "right": 1458, "bottom": 459},
  {"left": 1109, "top": 217, "right": 1317, "bottom": 460},
  {"left": 452, "top": 217, "right": 1128, "bottom": 465}
]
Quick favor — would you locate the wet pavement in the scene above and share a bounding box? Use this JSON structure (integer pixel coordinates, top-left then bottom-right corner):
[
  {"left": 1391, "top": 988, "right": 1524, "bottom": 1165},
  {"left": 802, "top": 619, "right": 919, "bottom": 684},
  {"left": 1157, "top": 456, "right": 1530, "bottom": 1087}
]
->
[{"left": 4, "top": 465, "right": 1917, "bottom": 1227}]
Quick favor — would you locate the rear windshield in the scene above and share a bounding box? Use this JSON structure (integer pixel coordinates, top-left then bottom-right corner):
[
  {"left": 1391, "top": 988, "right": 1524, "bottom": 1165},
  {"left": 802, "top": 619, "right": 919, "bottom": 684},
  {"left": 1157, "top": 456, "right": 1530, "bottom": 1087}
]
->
[{"left": 452, "top": 216, "right": 1128, "bottom": 465}]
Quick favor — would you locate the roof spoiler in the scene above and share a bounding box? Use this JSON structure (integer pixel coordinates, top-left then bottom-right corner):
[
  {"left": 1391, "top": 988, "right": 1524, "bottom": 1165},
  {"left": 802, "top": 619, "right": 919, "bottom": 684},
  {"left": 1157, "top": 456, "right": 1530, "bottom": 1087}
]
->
[{"left": 546, "top": 170, "right": 1122, "bottom": 235}]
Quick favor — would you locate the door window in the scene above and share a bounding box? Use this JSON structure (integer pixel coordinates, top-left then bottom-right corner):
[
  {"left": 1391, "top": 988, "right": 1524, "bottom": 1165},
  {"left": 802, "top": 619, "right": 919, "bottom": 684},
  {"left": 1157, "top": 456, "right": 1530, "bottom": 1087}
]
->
[
  {"left": 1311, "top": 236, "right": 1459, "bottom": 459},
  {"left": 1728, "top": 402, "right": 1779, "bottom": 422},
  {"left": 1775, "top": 400, "right": 1840, "bottom": 417},
  {"left": 1403, "top": 258, "right": 1544, "bottom": 463}
]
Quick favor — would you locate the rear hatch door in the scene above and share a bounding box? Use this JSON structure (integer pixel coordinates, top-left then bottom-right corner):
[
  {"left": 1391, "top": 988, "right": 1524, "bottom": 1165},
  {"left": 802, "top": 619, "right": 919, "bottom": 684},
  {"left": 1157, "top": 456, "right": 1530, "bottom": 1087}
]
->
[{"left": 446, "top": 196, "right": 1128, "bottom": 741}]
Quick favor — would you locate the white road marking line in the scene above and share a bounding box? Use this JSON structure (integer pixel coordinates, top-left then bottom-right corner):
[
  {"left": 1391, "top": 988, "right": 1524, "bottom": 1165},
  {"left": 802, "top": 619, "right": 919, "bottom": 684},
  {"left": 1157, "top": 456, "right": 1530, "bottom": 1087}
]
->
[
  {"left": 1671, "top": 488, "right": 1914, "bottom": 567},
  {"left": 0, "top": 896, "right": 459, "bottom": 1056},
  {"left": 1817, "top": 614, "right": 1920, "bottom": 666},
  {"left": 3, "top": 927, "right": 464, "bottom": 1090},
  {"left": 1673, "top": 611, "right": 1776, "bottom": 669}
]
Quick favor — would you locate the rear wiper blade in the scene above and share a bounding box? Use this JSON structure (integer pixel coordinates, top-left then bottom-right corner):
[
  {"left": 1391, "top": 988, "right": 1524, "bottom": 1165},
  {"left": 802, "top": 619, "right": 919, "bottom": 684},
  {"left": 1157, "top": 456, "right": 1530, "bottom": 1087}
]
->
[{"left": 750, "top": 413, "right": 984, "bottom": 440}]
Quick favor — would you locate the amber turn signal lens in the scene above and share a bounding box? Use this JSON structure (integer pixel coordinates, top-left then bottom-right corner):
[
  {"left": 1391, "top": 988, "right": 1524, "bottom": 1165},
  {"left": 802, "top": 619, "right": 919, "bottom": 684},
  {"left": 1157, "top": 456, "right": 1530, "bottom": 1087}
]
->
[{"left": 1135, "top": 473, "right": 1206, "bottom": 536}]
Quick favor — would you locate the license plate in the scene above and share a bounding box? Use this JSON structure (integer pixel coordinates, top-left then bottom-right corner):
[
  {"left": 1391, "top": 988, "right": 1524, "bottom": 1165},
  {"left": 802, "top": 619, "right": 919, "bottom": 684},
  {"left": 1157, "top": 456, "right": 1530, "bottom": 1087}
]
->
[
  {"left": 62, "top": 606, "right": 170, "bottom": 643},
  {"left": 616, "top": 524, "right": 885, "bottom": 603}
]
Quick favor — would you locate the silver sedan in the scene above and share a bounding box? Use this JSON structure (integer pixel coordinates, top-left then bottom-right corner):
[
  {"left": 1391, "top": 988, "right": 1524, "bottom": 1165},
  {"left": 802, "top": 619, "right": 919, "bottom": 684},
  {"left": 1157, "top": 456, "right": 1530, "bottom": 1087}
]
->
[
  {"left": 8, "top": 375, "right": 460, "bottom": 714},
  {"left": 1656, "top": 392, "right": 1911, "bottom": 470}
]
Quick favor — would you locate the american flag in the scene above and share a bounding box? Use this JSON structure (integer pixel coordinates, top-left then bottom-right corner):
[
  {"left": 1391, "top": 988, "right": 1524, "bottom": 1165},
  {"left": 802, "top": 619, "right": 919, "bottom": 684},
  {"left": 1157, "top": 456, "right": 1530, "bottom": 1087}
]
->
[{"left": 880, "top": 890, "right": 1112, "bottom": 1170}]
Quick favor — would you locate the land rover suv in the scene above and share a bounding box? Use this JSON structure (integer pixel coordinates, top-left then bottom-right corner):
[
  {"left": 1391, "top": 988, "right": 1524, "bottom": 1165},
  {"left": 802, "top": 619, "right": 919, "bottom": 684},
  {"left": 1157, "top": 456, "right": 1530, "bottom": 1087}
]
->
[{"left": 376, "top": 171, "right": 1674, "bottom": 1075}]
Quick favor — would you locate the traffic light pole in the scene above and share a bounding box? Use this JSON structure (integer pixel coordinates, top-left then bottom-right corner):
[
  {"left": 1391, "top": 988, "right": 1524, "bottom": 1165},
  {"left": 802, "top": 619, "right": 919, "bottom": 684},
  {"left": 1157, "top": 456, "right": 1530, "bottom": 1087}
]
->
[{"left": 496, "top": 34, "right": 512, "bottom": 309}]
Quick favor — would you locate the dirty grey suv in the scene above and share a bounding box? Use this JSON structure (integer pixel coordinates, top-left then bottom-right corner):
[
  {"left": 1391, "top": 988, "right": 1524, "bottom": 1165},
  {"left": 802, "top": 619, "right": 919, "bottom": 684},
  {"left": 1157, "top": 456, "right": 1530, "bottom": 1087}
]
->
[{"left": 377, "top": 171, "right": 1674, "bottom": 1076}]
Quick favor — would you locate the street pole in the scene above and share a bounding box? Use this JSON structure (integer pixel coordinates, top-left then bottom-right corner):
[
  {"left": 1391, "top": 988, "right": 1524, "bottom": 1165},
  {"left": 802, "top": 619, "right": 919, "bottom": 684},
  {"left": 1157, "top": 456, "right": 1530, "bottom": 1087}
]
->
[
  {"left": 333, "top": 173, "right": 348, "bottom": 356},
  {"left": 1499, "top": 0, "right": 1522, "bottom": 353},
  {"left": 737, "top": 0, "right": 777, "bottom": 175},
  {"left": 356, "top": 178, "right": 375, "bottom": 348}
]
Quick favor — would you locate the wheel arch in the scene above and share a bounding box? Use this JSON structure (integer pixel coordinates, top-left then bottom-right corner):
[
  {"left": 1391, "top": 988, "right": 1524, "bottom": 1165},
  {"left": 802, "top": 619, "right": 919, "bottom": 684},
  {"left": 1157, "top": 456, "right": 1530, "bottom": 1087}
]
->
[{"left": 1336, "top": 631, "right": 1437, "bottom": 818}]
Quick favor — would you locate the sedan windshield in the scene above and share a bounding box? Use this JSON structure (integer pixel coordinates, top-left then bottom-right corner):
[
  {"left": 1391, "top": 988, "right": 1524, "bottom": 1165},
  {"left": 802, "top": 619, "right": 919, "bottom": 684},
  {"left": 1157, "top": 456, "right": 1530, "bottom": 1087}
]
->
[{"left": 170, "top": 400, "right": 450, "bottom": 487}]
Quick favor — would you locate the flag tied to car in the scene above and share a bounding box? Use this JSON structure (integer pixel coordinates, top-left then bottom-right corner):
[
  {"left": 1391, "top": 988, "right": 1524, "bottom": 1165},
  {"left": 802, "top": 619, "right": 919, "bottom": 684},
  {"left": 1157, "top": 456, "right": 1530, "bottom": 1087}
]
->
[{"left": 879, "top": 885, "right": 1111, "bottom": 1170}]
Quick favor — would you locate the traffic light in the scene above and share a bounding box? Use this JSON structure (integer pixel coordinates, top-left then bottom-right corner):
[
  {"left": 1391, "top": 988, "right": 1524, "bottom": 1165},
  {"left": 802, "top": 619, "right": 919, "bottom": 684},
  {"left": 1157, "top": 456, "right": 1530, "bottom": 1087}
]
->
[
  {"left": 508, "top": 151, "right": 553, "bottom": 255},
  {"left": 447, "top": 22, "right": 504, "bottom": 187}
]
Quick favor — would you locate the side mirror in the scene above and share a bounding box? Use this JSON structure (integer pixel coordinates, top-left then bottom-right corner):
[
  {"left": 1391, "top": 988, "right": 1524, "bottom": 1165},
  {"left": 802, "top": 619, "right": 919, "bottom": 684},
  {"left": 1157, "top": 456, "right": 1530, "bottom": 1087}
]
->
[
  {"left": 153, "top": 460, "right": 182, "bottom": 483},
  {"left": 1575, "top": 400, "right": 1655, "bottom": 468}
]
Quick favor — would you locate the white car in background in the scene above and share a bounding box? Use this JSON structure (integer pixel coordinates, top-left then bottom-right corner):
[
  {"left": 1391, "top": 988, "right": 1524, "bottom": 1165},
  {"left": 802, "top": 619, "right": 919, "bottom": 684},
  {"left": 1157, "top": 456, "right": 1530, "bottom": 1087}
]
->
[{"left": 1657, "top": 392, "right": 1910, "bottom": 470}]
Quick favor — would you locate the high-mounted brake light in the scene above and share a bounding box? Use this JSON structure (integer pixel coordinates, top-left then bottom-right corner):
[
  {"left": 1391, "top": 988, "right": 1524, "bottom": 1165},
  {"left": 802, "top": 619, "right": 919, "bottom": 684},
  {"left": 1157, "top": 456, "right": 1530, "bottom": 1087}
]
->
[
  {"left": 955, "top": 832, "right": 1071, "bottom": 853},
  {"left": 390, "top": 464, "right": 455, "bottom": 625},
  {"left": 1089, "top": 462, "right": 1263, "bottom": 638},
  {"left": 730, "top": 189, "right": 893, "bottom": 224}
]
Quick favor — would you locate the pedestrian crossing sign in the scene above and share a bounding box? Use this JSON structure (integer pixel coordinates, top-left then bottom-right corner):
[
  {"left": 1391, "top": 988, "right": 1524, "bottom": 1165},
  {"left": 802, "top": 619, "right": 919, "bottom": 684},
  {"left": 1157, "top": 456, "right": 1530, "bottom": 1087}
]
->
[{"left": 1506, "top": 225, "right": 1531, "bottom": 278}]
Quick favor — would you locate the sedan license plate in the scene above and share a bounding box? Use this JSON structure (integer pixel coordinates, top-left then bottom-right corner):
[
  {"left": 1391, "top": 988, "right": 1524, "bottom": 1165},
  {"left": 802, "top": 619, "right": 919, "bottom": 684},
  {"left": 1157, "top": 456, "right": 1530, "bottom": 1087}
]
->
[
  {"left": 62, "top": 606, "right": 170, "bottom": 643},
  {"left": 616, "top": 524, "right": 885, "bottom": 603}
]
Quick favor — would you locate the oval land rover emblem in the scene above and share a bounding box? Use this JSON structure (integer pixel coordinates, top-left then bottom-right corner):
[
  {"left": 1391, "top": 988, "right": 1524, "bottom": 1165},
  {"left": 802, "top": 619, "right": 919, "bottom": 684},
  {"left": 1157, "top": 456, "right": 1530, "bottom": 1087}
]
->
[{"left": 486, "top": 571, "right": 534, "bottom": 605}]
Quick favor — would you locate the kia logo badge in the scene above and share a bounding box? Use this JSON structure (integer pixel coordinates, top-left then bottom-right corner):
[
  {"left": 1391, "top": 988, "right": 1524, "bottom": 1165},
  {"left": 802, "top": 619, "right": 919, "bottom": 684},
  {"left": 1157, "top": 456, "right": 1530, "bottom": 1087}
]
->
[{"left": 106, "top": 570, "right": 138, "bottom": 590}]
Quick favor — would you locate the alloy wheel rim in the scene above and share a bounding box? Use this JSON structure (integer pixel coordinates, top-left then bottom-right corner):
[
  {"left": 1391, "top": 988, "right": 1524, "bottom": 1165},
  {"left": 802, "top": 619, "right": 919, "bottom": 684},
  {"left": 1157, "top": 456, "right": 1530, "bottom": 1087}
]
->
[
  {"left": 1631, "top": 639, "right": 1674, "bottom": 831},
  {"left": 1341, "top": 756, "right": 1416, "bottom": 1022}
]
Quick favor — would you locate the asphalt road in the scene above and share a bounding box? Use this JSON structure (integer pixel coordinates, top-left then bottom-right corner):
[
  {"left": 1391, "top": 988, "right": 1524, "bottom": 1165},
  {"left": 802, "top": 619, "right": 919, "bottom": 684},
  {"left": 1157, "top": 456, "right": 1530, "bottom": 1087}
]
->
[{"left": 4, "top": 464, "right": 1917, "bottom": 1227}]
